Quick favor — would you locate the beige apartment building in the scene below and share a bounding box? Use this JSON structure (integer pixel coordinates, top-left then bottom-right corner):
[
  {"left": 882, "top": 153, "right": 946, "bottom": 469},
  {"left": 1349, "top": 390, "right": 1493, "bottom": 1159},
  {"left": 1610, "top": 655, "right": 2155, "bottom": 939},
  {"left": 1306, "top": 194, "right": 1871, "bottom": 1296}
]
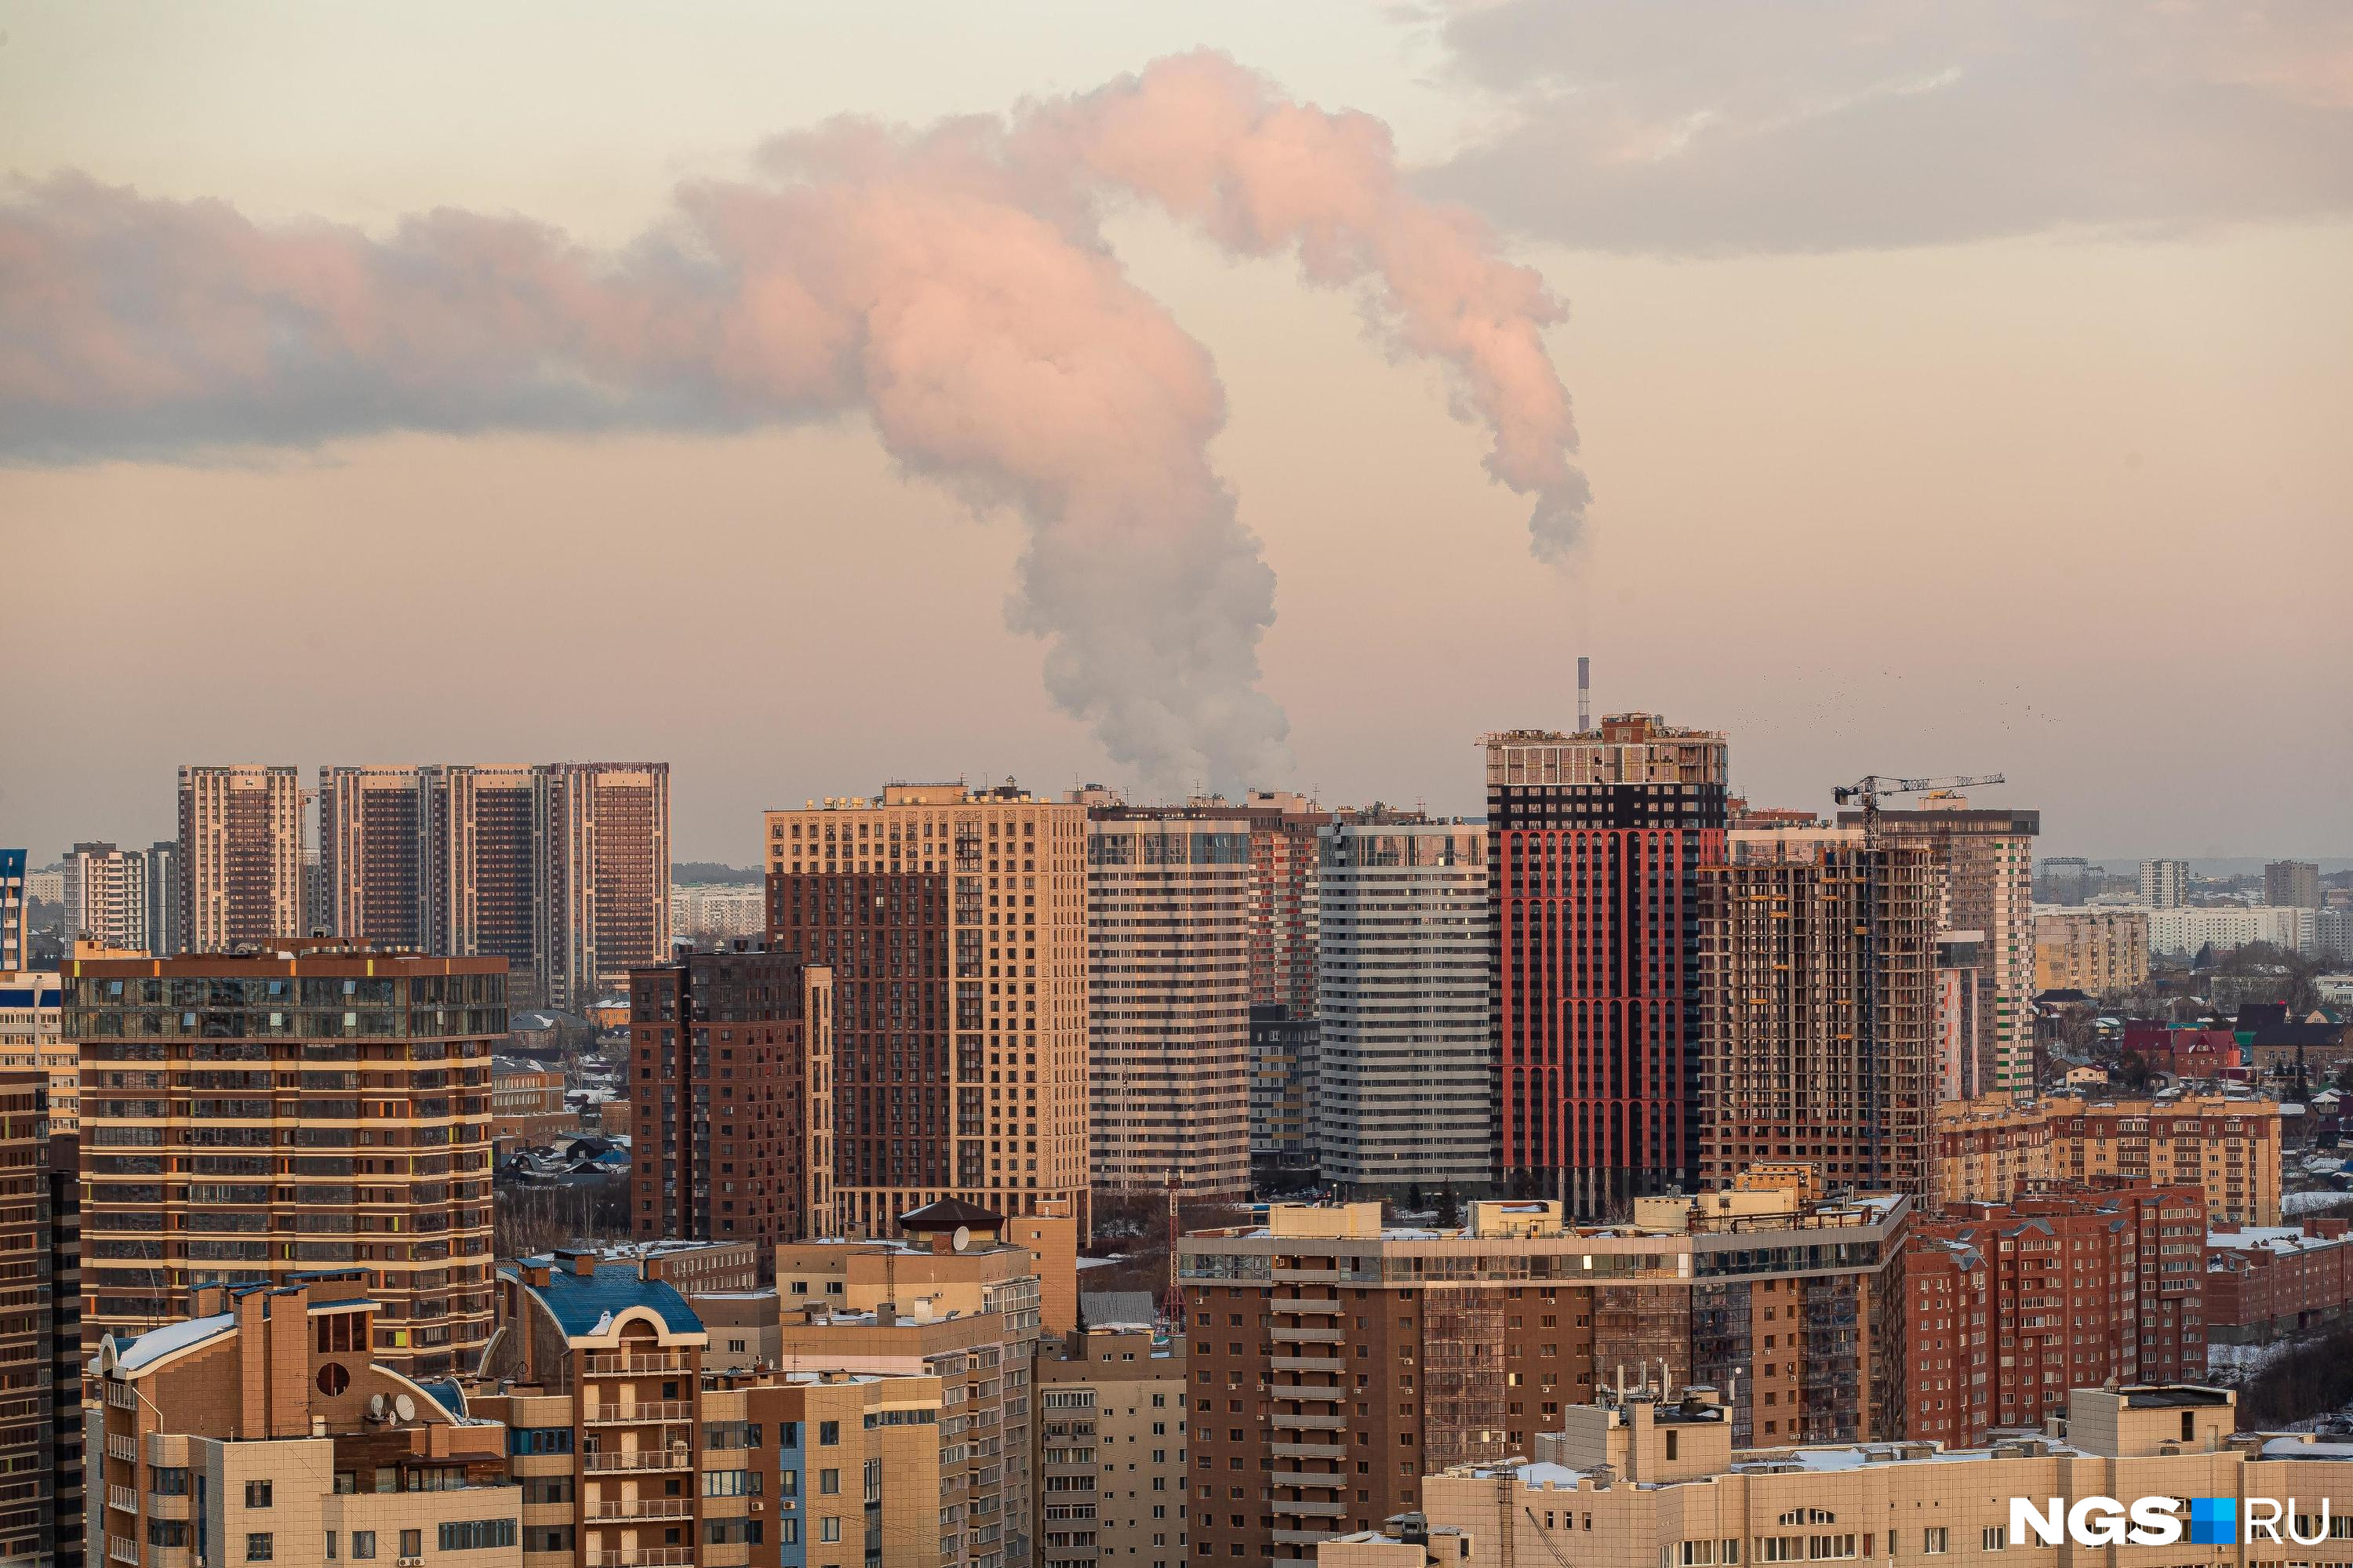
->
[
  {"left": 773, "top": 1200, "right": 1058, "bottom": 1568},
  {"left": 1037, "top": 1323, "right": 1190, "bottom": 1568},
  {"left": 1086, "top": 807, "right": 1253, "bottom": 1199},
  {"left": 67, "top": 944, "right": 502, "bottom": 1373},
  {"left": 2033, "top": 907, "right": 2151, "bottom": 994},
  {"left": 1933, "top": 1091, "right": 2282, "bottom": 1224},
  {"left": 766, "top": 782, "right": 1092, "bottom": 1235},
  {"left": 85, "top": 1274, "right": 520, "bottom": 1568},
  {"left": 0, "top": 970, "right": 74, "bottom": 1132},
  {"left": 177, "top": 764, "right": 304, "bottom": 951},
  {"left": 1322, "top": 1383, "right": 2353, "bottom": 1568}
]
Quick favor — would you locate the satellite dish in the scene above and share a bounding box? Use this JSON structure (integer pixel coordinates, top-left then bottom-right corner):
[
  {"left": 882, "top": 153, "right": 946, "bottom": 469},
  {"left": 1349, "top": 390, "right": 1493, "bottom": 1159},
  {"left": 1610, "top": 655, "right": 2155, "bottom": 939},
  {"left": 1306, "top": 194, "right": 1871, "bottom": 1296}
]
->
[
  {"left": 393, "top": 1393, "right": 416, "bottom": 1423},
  {"left": 368, "top": 1393, "right": 387, "bottom": 1419},
  {"left": 952, "top": 1225, "right": 971, "bottom": 1253}
]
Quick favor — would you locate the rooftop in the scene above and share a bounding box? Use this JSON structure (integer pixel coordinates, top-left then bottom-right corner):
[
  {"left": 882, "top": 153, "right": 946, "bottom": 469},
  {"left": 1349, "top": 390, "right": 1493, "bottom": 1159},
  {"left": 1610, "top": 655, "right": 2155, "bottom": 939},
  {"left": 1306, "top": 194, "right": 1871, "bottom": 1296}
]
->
[{"left": 510, "top": 1256, "right": 704, "bottom": 1338}]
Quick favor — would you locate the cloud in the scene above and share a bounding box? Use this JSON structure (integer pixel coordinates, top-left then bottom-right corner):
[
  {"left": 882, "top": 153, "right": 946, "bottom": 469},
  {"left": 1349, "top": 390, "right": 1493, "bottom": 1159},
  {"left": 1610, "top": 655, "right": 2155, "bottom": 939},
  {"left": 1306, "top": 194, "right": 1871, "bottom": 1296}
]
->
[
  {"left": 0, "top": 52, "right": 1586, "bottom": 793},
  {"left": 1422, "top": 0, "right": 2353, "bottom": 253}
]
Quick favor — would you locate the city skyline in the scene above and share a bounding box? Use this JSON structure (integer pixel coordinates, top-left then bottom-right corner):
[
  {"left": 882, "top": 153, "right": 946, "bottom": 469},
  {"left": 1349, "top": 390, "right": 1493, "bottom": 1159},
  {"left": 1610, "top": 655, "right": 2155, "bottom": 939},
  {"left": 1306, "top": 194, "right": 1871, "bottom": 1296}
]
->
[{"left": 4, "top": 4, "right": 2349, "bottom": 864}]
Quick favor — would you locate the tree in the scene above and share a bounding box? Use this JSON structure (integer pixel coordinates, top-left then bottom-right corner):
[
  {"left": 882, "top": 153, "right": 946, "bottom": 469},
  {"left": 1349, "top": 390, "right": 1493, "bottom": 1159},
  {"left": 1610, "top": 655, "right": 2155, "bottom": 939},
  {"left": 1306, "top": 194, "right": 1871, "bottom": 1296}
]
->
[{"left": 2116, "top": 1050, "right": 2155, "bottom": 1093}]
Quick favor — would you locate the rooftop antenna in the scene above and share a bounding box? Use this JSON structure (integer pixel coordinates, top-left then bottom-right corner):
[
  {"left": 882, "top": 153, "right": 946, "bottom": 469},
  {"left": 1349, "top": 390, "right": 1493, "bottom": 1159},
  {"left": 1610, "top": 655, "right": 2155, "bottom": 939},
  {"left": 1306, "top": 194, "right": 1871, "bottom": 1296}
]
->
[{"left": 1577, "top": 655, "right": 1591, "bottom": 731}]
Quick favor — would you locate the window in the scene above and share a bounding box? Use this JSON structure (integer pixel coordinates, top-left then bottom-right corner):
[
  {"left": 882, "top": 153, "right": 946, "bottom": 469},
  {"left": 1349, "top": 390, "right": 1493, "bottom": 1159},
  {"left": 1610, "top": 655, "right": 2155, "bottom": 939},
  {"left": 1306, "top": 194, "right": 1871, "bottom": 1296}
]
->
[
  {"left": 820, "top": 1420, "right": 842, "bottom": 1445},
  {"left": 704, "top": 1470, "right": 763, "bottom": 1497},
  {"left": 245, "top": 1535, "right": 275, "bottom": 1562},
  {"left": 438, "top": 1521, "right": 518, "bottom": 1552},
  {"left": 820, "top": 1468, "right": 842, "bottom": 1495},
  {"left": 147, "top": 1523, "right": 190, "bottom": 1548},
  {"left": 351, "top": 1533, "right": 376, "bottom": 1560},
  {"left": 820, "top": 1517, "right": 843, "bottom": 1543},
  {"left": 1980, "top": 1527, "right": 2006, "bottom": 1551},
  {"left": 400, "top": 1532, "right": 421, "bottom": 1559},
  {"left": 151, "top": 1468, "right": 191, "bottom": 1496},
  {"left": 1923, "top": 1527, "right": 1948, "bottom": 1554},
  {"left": 509, "top": 1427, "right": 574, "bottom": 1455},
  {"left": 245, "top": 1481, "right": 274, "bottom": 1508}
]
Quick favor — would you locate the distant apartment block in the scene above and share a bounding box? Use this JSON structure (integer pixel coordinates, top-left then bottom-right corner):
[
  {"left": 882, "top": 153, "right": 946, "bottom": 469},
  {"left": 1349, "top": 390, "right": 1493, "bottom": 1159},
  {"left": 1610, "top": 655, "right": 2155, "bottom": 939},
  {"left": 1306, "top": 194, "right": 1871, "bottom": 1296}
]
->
[
  {"left": 67, "top": 944, "right": 502, "bottom": 1373},
  {"left": 176, "top": 764, "right": 304, "bottom": 951},
  {"left": 2031, "top": 907, "right": 2151, "bottom": 994},
  {"left": 2205, "top": 1218, "right": 2353, "bottom": 1344},
  {"left": 1842, "top": 801, "right": 2039, "bottom": 1098},
  {"left": 766, "top": 783, "right": 1093, "bottom": 1235},
  {"left": 318, "top": 761, "right": 672, "bottom": 1007},
  {"left": 675, "top": 882, "right": 769, "bottom": 940},
  {"left": 0, "top": 850, "right": 25, "bottom": 973},
  {"left": 1087, "top": 806, "right": 1253, "bottom": 1199},
  {"left": 2140, "top": 857, "right": 2191, "bottom": 908},
  {"left": 1314, "top": 817, "right": 1491, "bottom": 1199},
  {"left": 0, "top": 1075, "right": 57, "bottom": 1566},
  {"left": 1487, "top": 713, "right": 1730, "bottom": 1213},
  {"left": 627, "top": 940, "right": 834, "bottom": 1265},
  {"left": 1698, "top": 828, "right": 1937, "bottom": 1197},
  {"left": 1933, "top": 1091, "right": 2281, "bottom": 1225},
  {"left": 2145, "top": 902, "right": 2315, "bottom": 959},
  {"left": 2265, "top": 858, "right": 2322, "bottom": 908},
  {"left": 0, "top": 970, "right": 74, "bottom": 1133}
]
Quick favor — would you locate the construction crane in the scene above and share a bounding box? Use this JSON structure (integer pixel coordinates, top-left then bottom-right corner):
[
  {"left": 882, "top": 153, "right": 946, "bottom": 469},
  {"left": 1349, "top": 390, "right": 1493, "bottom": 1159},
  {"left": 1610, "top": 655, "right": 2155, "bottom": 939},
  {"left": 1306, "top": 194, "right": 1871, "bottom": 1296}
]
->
[
  {"left": 1829, "top": 770, "right": 2003, "bottom": 1191},
  {"left": 1833, "top": 773, "right": 2006, "bottom": 843}
]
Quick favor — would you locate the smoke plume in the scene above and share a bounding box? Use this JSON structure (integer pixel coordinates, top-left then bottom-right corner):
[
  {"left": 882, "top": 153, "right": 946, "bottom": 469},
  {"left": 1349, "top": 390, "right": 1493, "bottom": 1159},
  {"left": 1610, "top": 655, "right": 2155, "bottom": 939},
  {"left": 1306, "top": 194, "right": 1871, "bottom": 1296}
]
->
[{"left": 0, "top": 53, "right": 1587, "bottom": 791}]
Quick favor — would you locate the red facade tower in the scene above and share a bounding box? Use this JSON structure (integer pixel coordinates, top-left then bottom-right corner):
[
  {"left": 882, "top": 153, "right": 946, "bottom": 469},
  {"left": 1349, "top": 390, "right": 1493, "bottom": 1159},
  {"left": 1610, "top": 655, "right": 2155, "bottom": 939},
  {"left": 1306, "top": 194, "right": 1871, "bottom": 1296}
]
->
[{"left": 1486, "top": 715, "right": 1728, "bottom": 1215}]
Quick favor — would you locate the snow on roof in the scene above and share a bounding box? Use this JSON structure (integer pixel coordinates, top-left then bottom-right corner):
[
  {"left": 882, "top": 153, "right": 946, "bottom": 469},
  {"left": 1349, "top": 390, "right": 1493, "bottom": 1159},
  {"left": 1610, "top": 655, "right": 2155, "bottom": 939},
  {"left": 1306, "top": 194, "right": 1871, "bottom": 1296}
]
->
[{"left": 115, "top": 1312, "right": 235, "bottom": 1372}]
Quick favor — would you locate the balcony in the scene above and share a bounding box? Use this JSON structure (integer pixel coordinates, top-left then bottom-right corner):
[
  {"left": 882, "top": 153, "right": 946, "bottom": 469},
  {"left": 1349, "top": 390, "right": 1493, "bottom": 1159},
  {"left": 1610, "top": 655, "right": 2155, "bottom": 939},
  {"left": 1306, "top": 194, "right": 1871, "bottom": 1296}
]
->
[
  {"left": 582, "top": 1448, "right": 693, "bottom": 1472},
  {"left": 586, "top": 1552, "right": 695, "bottom": 1568},
  {"left": 1273, "top": 1383, "right": 1345, "bottom": 1402},
  {"left": 582, "top": 1351, "right": 693, "bottom": 1376},
  {"left": 585, "top": 1402, "right": 694, "bottom": 1424},
  {"left": 1273, "top": 1498, "right": 1347, "bottom": 1519},
  {"left": 1269, "top": 1326, "right": 1342, "bottom": 1344},
  {"left": 1268, "top": 1410, "right": 1345, "bottom": 1431},
  {"left": 584, "top": 1498, "right": 693, "bottom": 1521},
  {"left": 1271, "top": 1442, "right": 1345, "bottom": 1460},
  {"left": 1276, "top": 1297, "right": 1344, "bottom": 1315},
  {"left": 1271, "top": 1357, "right": 1343, "bottom": 1373},
  {"left": 1274, "top": 1529, "right": 1344, "bottom": 1545},
  {"left": 108, "top": 1484, "right": 140, "bottom": 1515}
]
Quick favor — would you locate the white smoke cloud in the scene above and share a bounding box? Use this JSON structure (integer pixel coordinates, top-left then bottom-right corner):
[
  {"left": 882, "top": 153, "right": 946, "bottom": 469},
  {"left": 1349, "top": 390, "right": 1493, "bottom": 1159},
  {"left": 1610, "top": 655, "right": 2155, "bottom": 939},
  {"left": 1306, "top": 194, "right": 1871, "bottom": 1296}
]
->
[{"left": 0, "top": 52, "right": 1587, "bottom": 788}]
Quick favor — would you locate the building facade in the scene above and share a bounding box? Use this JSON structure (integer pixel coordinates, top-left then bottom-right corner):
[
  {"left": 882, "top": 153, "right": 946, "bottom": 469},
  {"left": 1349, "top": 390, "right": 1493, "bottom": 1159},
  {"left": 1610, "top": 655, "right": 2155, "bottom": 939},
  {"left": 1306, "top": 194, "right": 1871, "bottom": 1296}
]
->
[
  {"left": 86, "top": 1274, "right": 521, "bottom": 1568},
  {"left": 1249, "top": 1003, "right": 1319, "bottom": 1180},
  {"left": 1486, "top": 714, "right": 1731, "bottom": 1213},
  {"left": 627, "top": 941, "right": 833, "bottom": 1264},
  {"left": 1315, "top": 819, "right": 1492, "bottom": 1199},
  {"left": 1087, "top": 808, "right": 1253, "bottom": 1199},
  {"left": 2146, "top": 901, "right": 2317, "bottom": 959},
  {"left": 2266, "top": 859, "right": 2322, "bottom": 908},
  {"left": 2031, "top": 908, "right": 2151, "bottom": 994},
  {"left": 176, "top": 764, "right": 304, "bottom": 951},
  {"left": 541, "top": 762, "right": 672, "bottom": 1009},
  {"left": 1838, "top": 802, "right": 2039, "bottom": 1100},
  {"left": 0, "top": 1076, "right": 55, "bottom": 1568},
  {"left": 67, "top": 944, "right": 502, "bottom": 1374},
  {"left": 1036, "top": 1323, "right": 1188, "bottom": 1568},
  {"left": 1907, "top": 1184, "right": 2206, "bottom": 1448},
  {"left": 1180, "top": 1191, "right": 1909, "bottom": 1560},
  {"left": 766, "top": 783, "right": 1092, "bottom": 1235},
  {"left": 63, "top": 841, "right": 153, "bottom": 951},
  {"left": 1697, "top": 828, "right": 1937, "bottom": 1197},
  {"left": 2205, "top": 1219, "right": 2353, "bottom": 1344},
  {"left": 0, "top": 970, "right": 72, "bottom": 1133},
  {"left": 1933, "top": 1091, "right": 2282, "bottom": 1226},
  {"left": 2140, "top": 858, "right": 2191, "bottom": 908},
  {"left": 0, "top": 851, "right": 24, "bottom": 972},
  {"left": 1329, "top": 1385, "right": 2353, "bottom": 1568}
]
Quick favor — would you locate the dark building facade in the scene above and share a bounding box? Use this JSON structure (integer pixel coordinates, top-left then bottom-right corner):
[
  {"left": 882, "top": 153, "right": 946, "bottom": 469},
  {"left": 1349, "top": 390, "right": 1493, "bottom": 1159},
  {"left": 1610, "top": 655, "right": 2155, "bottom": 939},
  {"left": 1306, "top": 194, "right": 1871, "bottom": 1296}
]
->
[
  {"left": 0, "top": 1077, "right": 54, "bottom": 1566},
  {"left": 1486, "top": 714, "right": 1729, "bottom": 1214},
  {"left": 627, "top": 940, "right": 833, "bottom": 1268}
]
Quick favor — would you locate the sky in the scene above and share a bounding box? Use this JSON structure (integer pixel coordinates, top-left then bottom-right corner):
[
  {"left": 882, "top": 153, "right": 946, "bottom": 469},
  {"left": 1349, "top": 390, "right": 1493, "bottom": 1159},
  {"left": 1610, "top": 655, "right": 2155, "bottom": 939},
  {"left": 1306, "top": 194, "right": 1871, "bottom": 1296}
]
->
[{"left": 2, "top": 1, "right": 2348, "bottom": 866}]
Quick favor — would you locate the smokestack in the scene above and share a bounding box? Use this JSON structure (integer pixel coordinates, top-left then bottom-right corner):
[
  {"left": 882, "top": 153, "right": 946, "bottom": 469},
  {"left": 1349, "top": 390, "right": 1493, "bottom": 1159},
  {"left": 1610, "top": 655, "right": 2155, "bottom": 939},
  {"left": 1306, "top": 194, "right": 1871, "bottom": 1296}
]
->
[{"left": 1578, "top": 656, "right": 1591, "bottom": 731}]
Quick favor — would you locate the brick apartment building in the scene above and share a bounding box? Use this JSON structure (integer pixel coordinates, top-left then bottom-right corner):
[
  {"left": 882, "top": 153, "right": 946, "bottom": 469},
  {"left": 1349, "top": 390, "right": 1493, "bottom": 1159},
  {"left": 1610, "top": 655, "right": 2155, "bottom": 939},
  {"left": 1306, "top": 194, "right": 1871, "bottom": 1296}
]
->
[
  {"left": 1038, "top": 1323, "right": 1191, "bottom": 1568},
  {"left": 627, "top": 940, "right": 834, "bottom": 1267},
  {"left": 1178, "top": 1189, "right": 1908, "bottom": 1561},
  {"left": 1905, "top": 1184, "right": 2206, "bottom": 1450},
  {"left": 2205, "top": 1217, "right": 2353, "bottom": 1344},
  {"left": 1933, "top": 1091, "right": 2282, "bottom": 1225}
]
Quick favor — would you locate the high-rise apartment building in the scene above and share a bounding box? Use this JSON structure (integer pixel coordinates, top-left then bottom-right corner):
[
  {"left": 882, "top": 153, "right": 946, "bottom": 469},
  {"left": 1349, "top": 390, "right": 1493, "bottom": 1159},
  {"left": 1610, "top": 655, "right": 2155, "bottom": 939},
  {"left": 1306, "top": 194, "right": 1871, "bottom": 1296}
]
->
[
  {"left": 317, "top": 762, "right": 671, "bottom": 1008},
  {"left": 176, "top": 763, "right": 304, "bottom": 951},
  {"left": 1247, "top": 1003, "right": 1318, "bottom": 1179},
  {"left": 1315, "top": 817, "right": 1492, "bottom": 1199},
  {"left": 0, "top": 970, "right": 74, "bottom": 1133},
  {"left": 1086, "top": 806, "right": 1253, "bottom": 1199},
  {"left": 1933, "top": 932, "right": 1982, "bottom": 1105},
  {"left": 1933, "top": 1091, "right": 2281, "bottom": 1225},
  {"left": 766, "top": 783, "right": 1092, "bottom": 1235},
  {"left": 2266, "top": 858, "right": 2322, "bottom": 908},
  {"left": 2031, "top": 908, "right": 2151, "bottom": 994},
  {"left": 85, "top": 1275, "right": 520, "bottom": 1568},
  {"left": 1842, "top": 801, "right": 2039, "bottom": 1098},
  {"left": 140, "top": 840, "right": 180, "bottom": 956},
  {"left": 1036, "top": 1323, "right": 1189, "bottom": 1568},
  {"left": 1, "top": 850, "right": 28, "bottom": 973},
  {"left": 63, "top": 840, "right": 152, "bottom": 950},
  {"left": 1486, "top": 713, "right": 1730, "bottom": 1213},
  {"left": 1235, "top": 790, "right": 1327, "bottom": 1015},
  {"left": 1907, "top": 1184, "right": 2205, "bottom": 1447},
  {"left": 47, "top": 1131, "right": 84, "bottom": 1568},
  {"left": 627, "top": 940, "right": 834, "bottom": 1264},
  {"left": 67, "top": 944, "right": 502, "bottom": 1373},
  {"left": 1181, "top": 1191, "right": 1908, "bottom": 1559},
  {"left": 0, "top": 1075, "right": 56, "bottom": 1567},
  {"left": 1697, "top": 828, "right": 1937, "bottom": 1196},
  {"left": 2138, "top": 857, "right": 2191, "bottom": 908}
]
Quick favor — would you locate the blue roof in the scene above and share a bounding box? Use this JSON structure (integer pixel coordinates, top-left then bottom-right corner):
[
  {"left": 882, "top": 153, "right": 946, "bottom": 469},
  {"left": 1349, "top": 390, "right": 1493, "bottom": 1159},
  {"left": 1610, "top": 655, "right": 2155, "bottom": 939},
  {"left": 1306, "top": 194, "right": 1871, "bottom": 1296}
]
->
[
  {"left": 0, "top": 851, "right": 24, "bottom": 879},
  {"left": 416, "top": 1379, "right": 469, "bottom": 1419},
  {"left": 511, "top": 1258, "right": 704, "bottom": 1337},
  {"left": 0, "top": 988, "right": 60, "bottom": 1008}
]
